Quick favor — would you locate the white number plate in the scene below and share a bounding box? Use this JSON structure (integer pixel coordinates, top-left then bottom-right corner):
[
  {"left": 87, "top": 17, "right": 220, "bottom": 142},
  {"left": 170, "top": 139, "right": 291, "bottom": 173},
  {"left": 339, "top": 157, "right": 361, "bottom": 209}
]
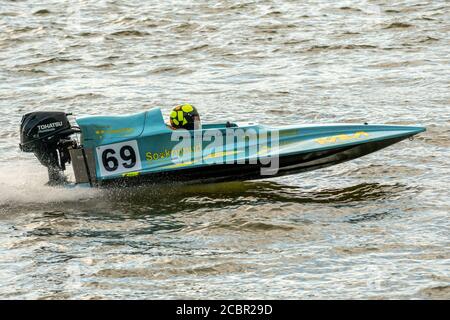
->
[{"left": 96, "top": 140, "right": 142, "bottom": 177}]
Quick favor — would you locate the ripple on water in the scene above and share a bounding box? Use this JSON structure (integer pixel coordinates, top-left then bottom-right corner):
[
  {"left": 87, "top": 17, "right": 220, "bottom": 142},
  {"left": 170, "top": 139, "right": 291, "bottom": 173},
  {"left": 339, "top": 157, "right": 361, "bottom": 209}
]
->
[
  {"left": 33, "top": 9, "right": 51, "bottom": 16},
  {"left": 419, "top": 286, "right": 450, "bottom": 299},
  {"left": 384, "top": 22, "right": 413, "bottom": 29},
  {"left": 109, "top": 30, "right": 148, "bottom": 37}
]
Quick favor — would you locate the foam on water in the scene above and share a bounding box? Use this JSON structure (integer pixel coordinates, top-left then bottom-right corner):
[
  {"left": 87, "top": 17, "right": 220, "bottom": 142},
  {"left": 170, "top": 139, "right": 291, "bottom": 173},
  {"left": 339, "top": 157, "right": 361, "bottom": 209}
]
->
[{"left": 0, "top": 162, "right": 99, "bottom": 206}]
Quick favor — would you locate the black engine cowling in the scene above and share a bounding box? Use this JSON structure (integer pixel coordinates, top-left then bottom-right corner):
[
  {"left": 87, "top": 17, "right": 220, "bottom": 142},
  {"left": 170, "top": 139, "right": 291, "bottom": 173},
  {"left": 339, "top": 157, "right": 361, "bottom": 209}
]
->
[{"left": 19, "top": 112, "right": 79, "bottom": 184}]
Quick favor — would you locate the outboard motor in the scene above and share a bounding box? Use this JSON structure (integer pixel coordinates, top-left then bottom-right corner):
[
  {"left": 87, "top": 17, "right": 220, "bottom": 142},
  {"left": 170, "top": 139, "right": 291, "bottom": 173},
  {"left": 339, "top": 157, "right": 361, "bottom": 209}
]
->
[{"left": 19, "top": 112, "right": 80, "bottom": 185}]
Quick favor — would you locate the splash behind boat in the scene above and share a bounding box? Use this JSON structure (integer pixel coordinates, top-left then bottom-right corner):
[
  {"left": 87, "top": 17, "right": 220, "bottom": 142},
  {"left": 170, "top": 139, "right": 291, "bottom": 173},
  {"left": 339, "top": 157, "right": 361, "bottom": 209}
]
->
[{"left": 19, "top": 108, "right": 425, "bottom": 187}]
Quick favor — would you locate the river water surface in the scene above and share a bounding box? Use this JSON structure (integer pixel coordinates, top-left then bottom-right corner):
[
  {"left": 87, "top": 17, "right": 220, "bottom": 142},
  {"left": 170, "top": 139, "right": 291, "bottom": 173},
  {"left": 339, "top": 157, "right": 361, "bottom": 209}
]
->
[{"left": 0, "top": 0, "right": 449, "bottom": 299}]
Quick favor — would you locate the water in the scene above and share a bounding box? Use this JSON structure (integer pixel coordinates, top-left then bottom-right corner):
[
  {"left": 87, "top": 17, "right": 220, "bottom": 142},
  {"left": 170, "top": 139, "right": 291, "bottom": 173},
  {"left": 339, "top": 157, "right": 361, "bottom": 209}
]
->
[{"left": 0, "top": 0, "right": 449, "bottom": 299}]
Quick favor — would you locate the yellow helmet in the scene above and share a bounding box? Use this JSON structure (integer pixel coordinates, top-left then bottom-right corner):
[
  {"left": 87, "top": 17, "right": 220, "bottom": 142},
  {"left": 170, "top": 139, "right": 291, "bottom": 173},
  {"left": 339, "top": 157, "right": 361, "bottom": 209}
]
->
[{"left": 169, "top": 104, "right": 200, "bottom": 130}]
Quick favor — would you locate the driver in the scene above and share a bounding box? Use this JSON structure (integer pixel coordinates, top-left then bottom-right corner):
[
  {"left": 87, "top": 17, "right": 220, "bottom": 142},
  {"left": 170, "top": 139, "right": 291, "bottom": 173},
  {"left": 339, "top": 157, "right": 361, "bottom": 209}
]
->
[{"left": 169, "top": 104, "right": 201, "bottom": 130}]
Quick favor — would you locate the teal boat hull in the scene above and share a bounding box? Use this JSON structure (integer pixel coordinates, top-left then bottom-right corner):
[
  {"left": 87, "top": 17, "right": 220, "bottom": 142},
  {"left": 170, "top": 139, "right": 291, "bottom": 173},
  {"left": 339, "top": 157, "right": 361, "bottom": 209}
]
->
[{"left": 72, "top": 108, "right": 425, "bottom": 187}]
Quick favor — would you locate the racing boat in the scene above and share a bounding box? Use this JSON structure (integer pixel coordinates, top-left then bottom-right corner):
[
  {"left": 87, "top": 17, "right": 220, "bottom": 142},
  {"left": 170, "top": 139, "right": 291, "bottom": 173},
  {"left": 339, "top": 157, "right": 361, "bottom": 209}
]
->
[{"left": 19, "top": 108, "right": 425, "bottom": 187}]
